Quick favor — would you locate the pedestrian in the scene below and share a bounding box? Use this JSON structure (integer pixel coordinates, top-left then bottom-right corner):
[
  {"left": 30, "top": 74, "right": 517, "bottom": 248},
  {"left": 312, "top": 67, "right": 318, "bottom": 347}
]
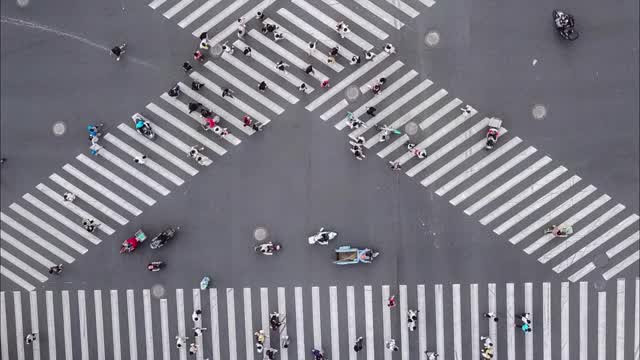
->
[
  {"left": 0, "top": 158, "right": 5, "bottom": 164},
  {"left": 243, "top": 115, "right": 253, "bottom": 127},
  {"left": 366, "top": 106, "right": 376, "bottom": 116},
  {"left": 134, "top": 155, "right": 147, "bottom": 164},
  {"left": 326, "top": 56, "right": 336, "bottom": 64},
  {"left": 353, "top": 336, "right": 364, "bottom": 352},
  {"left": 237, "top": 19, "right": 246, "bottom": 38},
  {"left": 350, "top": 55, "right": 361, "bottom": 65},
  {"left": 256, "top": 342, "right": 264, "bottom": 353},
  {"left": 407, "top": 309, "right": 418, "bottom": 331},
  {"left": 384, "top": 43, "right": 396, "bottom": 54},
  {"left": 254, "top": 329, "right": 266, "bottom": 344},
  {"left": 482, "top": 346, "right": 494, "bottom": 359},
  {"left": 258, "top": 81, "right": 268, "bottom": 92},
  {"left": 350, "top": 136, "right": 365, "bottom": 146},
  {"left": 176, "top": 335, "right": 188, "bottom": 348},
  {"left": 192, "top": 309, "right": 202, "bottom": 323},
  {"left": 352, "top": 147, "right": 365, "bottom": 160},
  {"left": 193, "top": 50, "right": 205, "bottom": 62},
  {"left": 63, "top": 192, "right": 76, "bottom": 202},
  {"left": 89, "top": 143, "right": 102, "bottom": 156},
  {"left": 269, "top": 312, "right": 281, "bottom": 330},
  {"left": 275, "top": 61, "right": 289, "bottom": 73},
  {"left": 189, "top": 343, "right": 198, "bottom": 355},
  {"left": 266, "top": 23, "right": 278, "bottom": 32},
  {"left": 49, "top": 264, "right": 64, "bottom": 274},
  {"left": 329, "top": 46, "right": 339, "bottom": 57},
  {"left": 183, "top": 62, "right": 193, "bottom": 73},
  {"left": 191, "top": 81, "right": 204, "bottom": 91},
  {"left": 281, "top": 335, "right": 290, "bottom": 348},
  {"left": 308, "top": 40, "right": 317, "bottom": 55},
  {"left": 199, "top": 38, "right": 209, "bottom": 50},
  {"left": 274, "top": 31, "right": 284, "bottom": 42},
  {"left": 335, "top": 21, "right": 350, "bottom": 38},
  {"left": 517, "top": 321, "right": 532, "bottom": 333},
  {"left": 222, "top": 41, "right": 234, "bottom": 55},
  {"left": 364, "top": 50, "right": 376, "bottom": 61},
  {"left": 188, "top": 102, "right": 201, "bottom": 113},
  {"left": 222, "top": 88, "right": 235, "bottom": 98},
  {"left": 483, "top": 312, "right": 499, "bottom": 322},
  {"left": 193, "top": 327, "right": 208, "bottom": 337},
  {"left": 480, "top": 335, "right": 493, "bottom": 348},
  {"left": 199, "top": 32, "right": 208, "bottom": 41},
  {"left": 305, "top": 64, "right": 315, "bottom": 75},
  {"left": 168, "top": 84, "right": 181, "bottom": 97},
  {"left": 243, "top": 46, "right": 252, "bottom": 57},
  {"left": 387, "top": 295, "right": 396, "bottom": 307},
  {"left": 425, "top": 351, "right": 440, "bottom": 359},
  {"left": 385, "top": 339, "right": 399, "bottom": 351},
  {"left": 87, "top": 124, "right": 103, "bottom": 138},
  {"left": 311, "top": 349, "right": 325, "bottom": 360},
  {"left": 520, "top": 312, "right": 532, "bottom": 324},
  {"left": 298, "top": 83, "right": 307, "bottom": 92},
  {"left": 379, "top": 77, "right": 387, "bottom": 85},
  {"left": 320, "top": 79, "right": 330, "bottom": 88},
  {"left": 200, "top": 108, "right": 213, "bottom": 118},
  {"left": 110, "top": 44, "right": 126, "bottom": 61},
  {"left": 390, "top": 161, "right": 402, "bottom": 171},
  {"left": 460, "top": 105, "right": 473, "bottom": 115},
  {"left": 82, "top": 218, "right": 99, "bottom": 233},
  {"left": 264, "top": 348, "right": 278, "bottom": 359},
  {"left": 25, "top": 333, "right": 37, "bottom": 344},
  {"left": 256, "top": 10, "right": 265, "bottom": 21}
]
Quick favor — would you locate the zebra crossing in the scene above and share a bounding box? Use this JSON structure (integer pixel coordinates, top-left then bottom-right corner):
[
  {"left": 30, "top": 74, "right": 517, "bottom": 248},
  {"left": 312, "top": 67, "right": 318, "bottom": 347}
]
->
[
  {"left": 146, "top": 0, "right": 639, "bottom": 281},
  {"left": 1, "top": 278, "right": 638, "bottom": 360}
]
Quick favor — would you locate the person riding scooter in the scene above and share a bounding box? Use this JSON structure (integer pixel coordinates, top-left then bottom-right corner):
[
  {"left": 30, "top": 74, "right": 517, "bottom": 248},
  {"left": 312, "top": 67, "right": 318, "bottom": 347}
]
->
[
  {"left": 147, "top": 261, "right": 164, "bottom": 271},
  {"left": 255, "top": 242, "right": 281, "bottom": 255}
]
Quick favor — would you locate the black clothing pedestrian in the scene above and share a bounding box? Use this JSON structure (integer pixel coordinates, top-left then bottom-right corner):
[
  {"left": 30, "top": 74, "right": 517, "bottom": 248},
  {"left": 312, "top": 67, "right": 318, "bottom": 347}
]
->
[
  {"left": 353, "top": 336, "right": 364, "bottom": 352},
  {"left": 200, "top": 108, "right": 212, "bottom": 118},
  {"left": 305, "top": 65, "right": 314, "bottom": 75},
  {"left": 222, "top": 88, "right": 234, "bottom": 98},
  {"left": 243, "top": 47, "right": 252, "bottom": 56},
  {"left": 188, "top": 102, "right": 201, "bottom": 113},
  {"left": 329, "top": 46, "right": 339, "bottom": 56},
  {"left": 183, "top": 62, "right": 193, "bottom": 73},
  {"left": 366, "top": 107, "right": 376, "bottom": 116},
  {"left": 168, "top": 85, "right": 180, "bottom": 97},
  {"left": 191, "top": 81, "right": 204, "bottom": 91},
  {"left": 199, "top": 32, "right": 208, "bottom": 40},
  {"left": 258, "top": 81, "right": 268, "bottom": 91}
]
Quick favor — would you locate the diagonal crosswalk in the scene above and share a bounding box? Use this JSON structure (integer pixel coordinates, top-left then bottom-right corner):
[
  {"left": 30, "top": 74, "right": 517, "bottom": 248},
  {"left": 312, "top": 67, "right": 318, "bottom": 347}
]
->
[{"left": 2, "top": 279, "right": 637, "bottom": 360}]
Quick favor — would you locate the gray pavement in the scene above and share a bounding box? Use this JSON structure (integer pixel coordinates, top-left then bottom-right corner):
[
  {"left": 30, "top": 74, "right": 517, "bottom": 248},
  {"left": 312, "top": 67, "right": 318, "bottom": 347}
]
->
[{"left": 0, "top": 0, "right": 638, "bottom": 357}]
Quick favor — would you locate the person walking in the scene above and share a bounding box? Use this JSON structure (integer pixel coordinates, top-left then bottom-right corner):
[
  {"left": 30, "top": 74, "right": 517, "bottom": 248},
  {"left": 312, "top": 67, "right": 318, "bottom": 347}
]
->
[
  {"left": 274, "top": 31, "right": 284, "bottom": 42},
  {"left": 82, "top": 218, "right": 99, "bottom": 233},
  {"left": 193, "top": 50, "right": 205, "bottom": 62},
  {"left": 176, "top": 335, "right": 188, "bottom": 348},
  {"left": 222, "top": 41, "right": 234, "bottom": 55},
  {"left": 385, "top": 339, "right": 399, "bottom": 351},
  {"left": 384, "top": 43, "right": 396, "bottom": 54},
  {"left": 237, "top": 18, "right": 246, "bottom": 38},
  {"left": 134, "top": 155, "right": 147, "bottom": 164},
  {"left": 25, "top": 333, "right": 37, "bottom": 344},
  {"left": 63, "top": 192, "right": 76, "bottom": 202},
  {"left": 48, "top": 264, "right": 63, "bottom": 275},
  {"left": 191, "top": 81, "right": 204, "bottom": 91},
  {"left": 480, "top": 335, "right": 493, "bottom": 348},
  {"left": 390, "top": 161, "right": 402, "bottom": 171},
  {"left": 189, "top": 343, "right": 198, "bottom": 355},
  {"left": 308, "top": 40, "right": 317, "bottom": 55},
  {"left": 193, "top": 327, "right": 207, "bottom": 337},
  {"left": 222, "top": 88, "right": 235, "bottom": 98},
  {"left": 182, "top": 62, "right": 193, "bottom": 73},
  {"left": 281, "top": 335, "right": 290, "bottom": 348},
  {"left": 366, "top": 106, "right": 376, "bottom": 116},
  {"left": 188, "top": 102, "right": 202, "bottom": 113},
  {"left": 320, "top": 79, "right": 330, "bottom": 88},
  {"left": 353, "top": 336, "right": 364, "bottom": 352},
  {"left": 192, "top": 309, "right": 202, "bottom": 323},
  {"left": 298, "top": 83, "right": 307, "bottom": 92},
  {"left": 111, "top": 43, "right": 126, "bottom": 61},
  {"left": 275, "top": 61, "right": 290, "bottom": 73},
  {"left": 258, "top": 81, "right": 268, "bottom": 92},
  {"left": 387, "top": 295, "right": 396, "bottom": 307},
  {"left": 168, "top": 84, "right": 181, "bottom": 97},
  {"left": 243, "top": 46, "right": 252, "bottom": 57},
  {"left": 483, "top": 312, "right": 499, "bottom": 322},
  {"left": 305, "top": 65, "right": 315, "bottom": 76},
  {"left": 350, "top": 55, "right": 361, "bottom": 65},
  {"left": 364, "top": 50, "right": 376, "bottom": 61},
  {"left": 256, "top": 10, "right": 265, "bottom": 20},
  {"left": 425, "top": 351, "right": 440, "bottom": 359},
  {"left": 460, "top": 105, "right": 473, "bottom": 115}
]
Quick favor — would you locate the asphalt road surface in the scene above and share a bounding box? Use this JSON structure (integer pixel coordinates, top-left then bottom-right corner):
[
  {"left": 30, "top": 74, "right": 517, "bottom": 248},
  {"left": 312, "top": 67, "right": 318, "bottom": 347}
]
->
[{"left": 0, "top": 0, "right": 638, "bottom": 358}]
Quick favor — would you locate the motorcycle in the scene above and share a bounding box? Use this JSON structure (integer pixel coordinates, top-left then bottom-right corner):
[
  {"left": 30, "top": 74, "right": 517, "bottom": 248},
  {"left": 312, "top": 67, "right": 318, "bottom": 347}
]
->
[
  {"left": 308, "top": 228, "right": 338, "bottom": 245},
  {"left": 120, "top": 229, "right": 146, "bottom": 254},
  {"left": 553, "top": 10, "right": 579, "bottom": 41},
  {"left": 200, "top": 276, "right": 211, "bottom": 290},
  {"left": 254, "top": 242, "right": 282, "bottom": 255},
  {"left": 149, "top": 226, "right": 179, "bottom": 249},
  {"left": 485, "top": 117, "right": 502, "bottom": 150},
  {"left": 131, "top": 113, "right": 155, "bottom": 140},
  {"left": 147, "top": 261, "right": 164, "bottom": 271}
]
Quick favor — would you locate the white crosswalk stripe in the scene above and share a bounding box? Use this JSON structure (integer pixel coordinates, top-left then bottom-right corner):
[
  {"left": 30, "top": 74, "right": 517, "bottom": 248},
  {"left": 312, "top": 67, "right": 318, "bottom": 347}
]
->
[
  {"left": 191, "top": 0, "right": 248, "bottom": 37},
  {"left": 163, "top": 0, "right": 194, "bottom": 19},
  {"left": 292, "top": 0, "right": 375, "bottom": 50},
  {"left": 196, "top": 0, "right": 277, "bottom": 44},
  {"left": 319, "top": 0, "right": 389, "bottom": 39},
  {"left": 359, "top": 61, "right": 404, "bottom": 94},
  {"left": 1, "top": 230, "right": 55, "bottom": 269},
  {"left": 2, "top": 280, "right": 638, "bottom": 358},
  {"left": 353, "top": 0, "right": 404, "bottom": 29},
  {"left": 177, "top": 0, "right": 220, "bottom": 28}
]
